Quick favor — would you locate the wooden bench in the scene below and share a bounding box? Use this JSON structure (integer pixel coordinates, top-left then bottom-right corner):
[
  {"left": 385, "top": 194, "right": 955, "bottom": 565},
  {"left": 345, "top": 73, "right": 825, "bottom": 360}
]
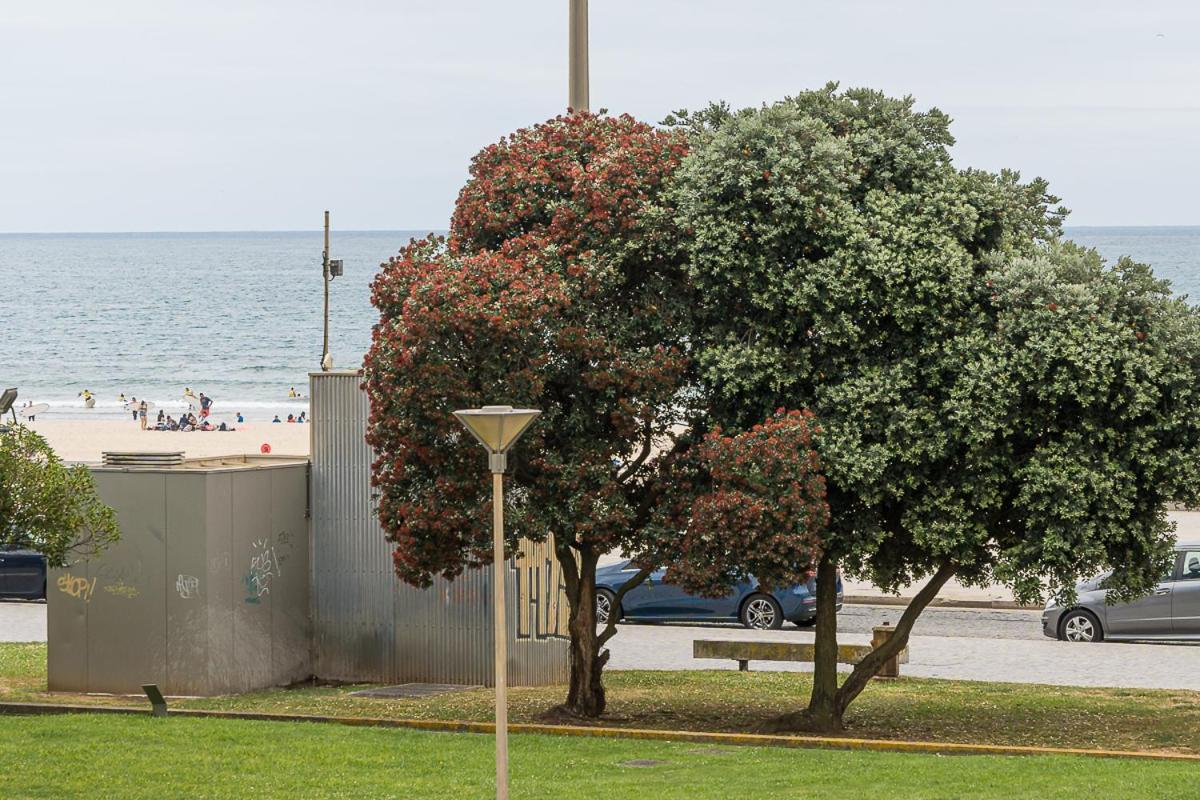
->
[{"left": 693, "top": 634, "right": 909, "bottom": 676}]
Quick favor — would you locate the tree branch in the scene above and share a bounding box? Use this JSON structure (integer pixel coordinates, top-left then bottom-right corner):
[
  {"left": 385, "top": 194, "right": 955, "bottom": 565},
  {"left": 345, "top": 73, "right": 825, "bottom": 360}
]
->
[
  {"left": 597, "top": 566, "right": 653, "bottom": 647},
  {"left": 834, "top": 560, "right": 957, "bottom": 714},
  {"left": 616, "top": 418, "right": 654, "bottom": 483}
]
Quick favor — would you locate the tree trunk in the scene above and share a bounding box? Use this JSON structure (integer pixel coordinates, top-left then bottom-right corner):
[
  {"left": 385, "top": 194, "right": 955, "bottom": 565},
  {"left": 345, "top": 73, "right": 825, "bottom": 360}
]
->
[
  {"left": 830, "top": 561, "right": 957, "bottom": 720},
  {"left": 763, "top": 559, "right": 957, "bottom": 733},
  {"left": 559, "top": 547, "right": 608, "bottom": 717},
  {"left": 760, "top": 554, "right": 842, "bottom": 733}
]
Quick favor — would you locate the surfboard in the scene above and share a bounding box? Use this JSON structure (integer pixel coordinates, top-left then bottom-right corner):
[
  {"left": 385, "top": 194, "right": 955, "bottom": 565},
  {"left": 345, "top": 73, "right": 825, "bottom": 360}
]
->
[
  {"left": 182, "top": 395, "right": 203, "bottom": 410},
  {"left": 124, "top": 400, "right": 156, "bottom": 412},
  {"left": 17, "top": 403, "right": 49, "bottom": 418},
  {"left": 84, "top": 396, "right": 95, "bottom": 408}
]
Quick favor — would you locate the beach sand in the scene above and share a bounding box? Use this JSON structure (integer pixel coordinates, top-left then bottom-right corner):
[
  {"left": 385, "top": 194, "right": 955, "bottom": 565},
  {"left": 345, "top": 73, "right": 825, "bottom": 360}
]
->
[{"left": 23, "top": 420, "right": 311, "bottom": 463}]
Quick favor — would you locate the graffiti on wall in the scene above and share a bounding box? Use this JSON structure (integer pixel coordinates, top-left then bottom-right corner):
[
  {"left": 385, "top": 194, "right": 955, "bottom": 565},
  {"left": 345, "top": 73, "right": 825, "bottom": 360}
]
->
[
  {"left": 176, "top": 574, "right": 200, "bottom": 600},
  {"left": 243, "top": 537, "right": 281, "bottom": 604},
  {"left": 57, "top": 574, "right": 97, "bottom": 602},
  {"left": 513, "top": 537, "right": 570, "bottom": 641},
  {"left": 103, "top": 580, "right": 140, "bottom": 599}
]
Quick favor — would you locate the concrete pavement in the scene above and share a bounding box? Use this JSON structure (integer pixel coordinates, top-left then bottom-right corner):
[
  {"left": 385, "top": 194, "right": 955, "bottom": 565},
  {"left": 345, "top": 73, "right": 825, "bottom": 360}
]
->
[
  {"left": 7, "top": 599, "right": 1198, "bottom": 692},
  {"left": 604, "top": 614, "right": 1200, "bottom": 691},
  {"left": 0, "top": 601, "right": 46, "bottom": 642}
]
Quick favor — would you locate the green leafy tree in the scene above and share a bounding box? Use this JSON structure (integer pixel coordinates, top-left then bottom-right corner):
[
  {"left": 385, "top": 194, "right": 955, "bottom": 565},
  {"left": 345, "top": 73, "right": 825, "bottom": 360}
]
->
[
  {"left": 0, "top": 426, "right": 120, "bottom": 566},
  {"left": 668, "top": 85, "right": 1200, "bottom": 732},
  {"left": 364, "top": 112, "right": 832, "bottom": 718}
]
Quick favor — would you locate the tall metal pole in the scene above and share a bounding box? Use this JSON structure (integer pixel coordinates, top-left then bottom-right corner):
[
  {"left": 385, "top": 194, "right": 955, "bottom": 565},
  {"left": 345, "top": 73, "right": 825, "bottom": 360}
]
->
[
  {"left": 569, "top": 0, "right": 589, "bottom": 111},
  {"left": 491, "top": 469, "right": 509, "bottom": 800},
  {"left": 321, "top": 210, "right": 331, "bottom": 371}
]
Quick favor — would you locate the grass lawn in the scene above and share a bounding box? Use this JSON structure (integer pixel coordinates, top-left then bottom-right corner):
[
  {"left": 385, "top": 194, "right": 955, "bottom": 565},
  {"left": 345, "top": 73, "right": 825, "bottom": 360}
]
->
[
  {"left": 3, "top": 643, "right": 1199, "bottom": 755},
  {"left": 1, "top": 713, "right": 1197, "bottom": 800}
]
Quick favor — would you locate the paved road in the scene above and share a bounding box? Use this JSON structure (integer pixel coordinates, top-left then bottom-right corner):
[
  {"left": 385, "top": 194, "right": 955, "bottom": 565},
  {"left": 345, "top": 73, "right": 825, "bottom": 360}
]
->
[
  {"left": 604, "top": 608, "right": 1200, "bottom": 691},
  {"left": 837, "top": 604, "right": 1044, "bottom": 640},
  {"left": 6, "top": 600, "right": 1197, "bottom": 691},
  {"left": 0, "top": 601, "right": 46, "bottom": 642}
]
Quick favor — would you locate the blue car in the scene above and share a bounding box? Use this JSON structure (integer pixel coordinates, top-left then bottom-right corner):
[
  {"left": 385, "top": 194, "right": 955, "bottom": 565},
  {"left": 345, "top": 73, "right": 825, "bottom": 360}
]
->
[
  {"left": 595, "top": 560, "right": 843, "bottom": 629},
  {"left": 0, "top": 547, "right": 47, "bottom": 600}
]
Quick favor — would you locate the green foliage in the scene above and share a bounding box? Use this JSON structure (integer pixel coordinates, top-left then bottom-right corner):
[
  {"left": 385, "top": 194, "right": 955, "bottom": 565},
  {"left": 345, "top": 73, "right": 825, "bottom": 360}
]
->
[
  {"left": 667, "top": 84, "right": 1198, "bottom": 608},
  {"left": 0, "top": 426, "right": 119, "bottom": 567}
]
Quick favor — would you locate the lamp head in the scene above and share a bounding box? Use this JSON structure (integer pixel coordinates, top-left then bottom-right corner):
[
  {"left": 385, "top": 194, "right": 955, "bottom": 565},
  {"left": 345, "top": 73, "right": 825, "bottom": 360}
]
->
[{"left": 453, "top": 405, "right": 541, "bottom": 471}]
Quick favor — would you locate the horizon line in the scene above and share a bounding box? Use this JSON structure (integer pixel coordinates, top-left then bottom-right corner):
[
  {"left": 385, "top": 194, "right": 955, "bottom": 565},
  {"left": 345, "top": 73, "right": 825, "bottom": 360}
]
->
[
  {"left": 0, "top": 228, "right": 447, "bottom": 236},
  {"left": 1, "top": 224, "right": 1198, "bottom": 236}
]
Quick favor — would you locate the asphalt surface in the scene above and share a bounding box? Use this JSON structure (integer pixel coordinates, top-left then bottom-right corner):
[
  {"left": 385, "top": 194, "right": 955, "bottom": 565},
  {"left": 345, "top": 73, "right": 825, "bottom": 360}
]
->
[
  {"left": 603, "top": 604, "right": 1200, "bottom": 691},
  {"left": 0, "top": 601, "right": 46, "bottom": 643},
  {"left": 837, "top": 604, "right": 1044, "bottom": 640},
  {"left": 5, "top": 600, "right": 1198, "bottom": 691}
]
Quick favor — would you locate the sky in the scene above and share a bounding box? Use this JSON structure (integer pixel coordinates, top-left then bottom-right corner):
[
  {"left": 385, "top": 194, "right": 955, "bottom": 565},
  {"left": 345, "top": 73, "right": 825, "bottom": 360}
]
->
[{"left": 2, "top": 0, "right": 1198, "bottom": 232}]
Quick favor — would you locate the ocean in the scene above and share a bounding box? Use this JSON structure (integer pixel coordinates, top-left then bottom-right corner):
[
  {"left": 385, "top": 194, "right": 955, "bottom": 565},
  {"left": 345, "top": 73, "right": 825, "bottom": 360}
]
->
[
  {"left": 0, "top": 230, "right": 425, "bottom": 421},
  {"left": 1, "top": 227, "right": 1197, "bottom": 421}
]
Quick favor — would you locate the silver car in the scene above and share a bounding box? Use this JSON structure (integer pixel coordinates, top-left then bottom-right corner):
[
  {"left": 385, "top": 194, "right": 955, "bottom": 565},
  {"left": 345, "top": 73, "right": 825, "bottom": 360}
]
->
[{"left": 1042, "top": 542, "right": 1200, "bottom": 642}]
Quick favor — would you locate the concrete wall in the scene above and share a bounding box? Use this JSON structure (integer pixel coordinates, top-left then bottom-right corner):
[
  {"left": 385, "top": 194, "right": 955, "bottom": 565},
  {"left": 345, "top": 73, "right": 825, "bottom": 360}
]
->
[{"left": 48, "top": 458, "right": 311, "bottom": 696}]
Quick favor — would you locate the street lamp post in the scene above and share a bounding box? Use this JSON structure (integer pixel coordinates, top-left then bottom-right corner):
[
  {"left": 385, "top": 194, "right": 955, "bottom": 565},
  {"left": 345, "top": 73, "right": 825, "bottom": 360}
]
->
[{"left": 452, "top": 405, "right": 541, "bottom": 800}]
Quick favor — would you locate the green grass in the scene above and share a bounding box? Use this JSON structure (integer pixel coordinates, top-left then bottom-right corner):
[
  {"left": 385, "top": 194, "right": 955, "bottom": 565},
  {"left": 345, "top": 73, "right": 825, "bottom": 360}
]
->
[
  {"left": 0, "top": 714, "right": 1196, "bottom": 800},
  {"left": 4, "top": 643, "right": 1199, "bottom": 755}
]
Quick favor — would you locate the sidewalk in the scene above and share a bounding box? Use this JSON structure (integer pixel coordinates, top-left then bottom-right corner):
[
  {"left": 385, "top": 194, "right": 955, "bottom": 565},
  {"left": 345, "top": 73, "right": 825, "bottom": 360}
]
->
[{"left": 841, "top": 577, "right": 1033, "bottom": 610}]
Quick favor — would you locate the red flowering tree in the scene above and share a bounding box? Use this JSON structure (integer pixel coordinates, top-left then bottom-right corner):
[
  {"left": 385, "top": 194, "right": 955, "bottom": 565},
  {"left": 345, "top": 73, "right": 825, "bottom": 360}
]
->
[
  {"left": 650, "top": 410, "right": 828, "bottom": 597},
  {"left": 366, "top": 113, "right": 710, "bottom": 717}
]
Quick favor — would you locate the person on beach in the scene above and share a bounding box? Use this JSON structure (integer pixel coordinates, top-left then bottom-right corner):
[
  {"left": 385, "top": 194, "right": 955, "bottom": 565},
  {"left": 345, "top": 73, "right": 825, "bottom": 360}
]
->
[
  {"left": 199, "top": 392, "right": 213, "bottom": 419},
  {"left": 130, "top": 397, "right": 138, "bottom": 421},
  {"left": 286, "top": 414, "right": 295, "bottom": 423},
  {"left": 138, "top": 400, "right": 148, "bottom": 430},
  {"left": 22, "top": 401, "right": 37, "bottom": 422},
  {"left": 236, "top": 412, "right": 244, "bottom": 423},
  {"left": 297, "top": 411, "right": 306, "bottom": 423},
  {"left": 118, "top": 393, "right": 126, "bottom": 403},
  {"left": 165, "top": 415, "right": 178, "bottom": 431},
  {"left": 288, "top": 387, "right": 298, "bottom": 398},
  {"left": 157, "top": 409, "right": 165, "bottom": 425},
  {"left": 272, "top": 415, "right": 281, "bottom": 423}
]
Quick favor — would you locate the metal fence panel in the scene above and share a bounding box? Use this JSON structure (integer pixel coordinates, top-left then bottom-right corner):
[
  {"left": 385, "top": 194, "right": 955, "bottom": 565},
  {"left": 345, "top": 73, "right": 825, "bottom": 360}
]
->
[{"left": 310, "top": 370, "right": 568, "bottom": 687}]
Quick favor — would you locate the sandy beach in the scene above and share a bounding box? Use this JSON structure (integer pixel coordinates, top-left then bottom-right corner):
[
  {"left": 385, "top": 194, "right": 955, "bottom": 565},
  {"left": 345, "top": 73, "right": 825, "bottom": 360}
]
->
[{"left": 22, "top": 420, "right": 311, "bottom": 463}]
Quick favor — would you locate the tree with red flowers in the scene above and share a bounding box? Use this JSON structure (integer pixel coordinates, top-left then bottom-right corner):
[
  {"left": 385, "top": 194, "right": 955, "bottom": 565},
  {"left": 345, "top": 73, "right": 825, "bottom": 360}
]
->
[
  {"left": 647, "top": 410, "right": 828, "bottom": 597},
  {"left": 365, "top": 112, "right": 806, "bottom": 717}
]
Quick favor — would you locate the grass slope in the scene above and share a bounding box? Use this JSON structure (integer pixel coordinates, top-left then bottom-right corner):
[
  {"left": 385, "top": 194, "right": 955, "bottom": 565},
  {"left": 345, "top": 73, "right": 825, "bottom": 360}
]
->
[
  {"left": 3, "top": 643, "right": 1198, "bottom": 755},
  {"left": 2, "top": 714, "right": 1197, "bottom": 800}
]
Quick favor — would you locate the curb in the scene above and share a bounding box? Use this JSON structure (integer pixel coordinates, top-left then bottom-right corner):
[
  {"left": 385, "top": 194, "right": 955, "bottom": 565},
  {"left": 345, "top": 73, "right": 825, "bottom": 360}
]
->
[
  {"left": 0, "top": 701, "right": 1194, "bottom": 763},
  {"left": 843, "top": 595, "right": 1039, "bottom": 611}
]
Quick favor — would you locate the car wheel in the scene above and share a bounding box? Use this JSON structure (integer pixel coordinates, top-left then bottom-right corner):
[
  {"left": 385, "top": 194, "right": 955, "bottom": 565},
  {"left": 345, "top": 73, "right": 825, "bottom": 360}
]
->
[
  {"left": 595, "top": 589, "right": 618, "bottom": 625},
  {"left": 740, "top": 594, "right": 783, "bottom": 630},
  {"left": 1059, "top": 609, "right": 1103, "bottom": 643}
]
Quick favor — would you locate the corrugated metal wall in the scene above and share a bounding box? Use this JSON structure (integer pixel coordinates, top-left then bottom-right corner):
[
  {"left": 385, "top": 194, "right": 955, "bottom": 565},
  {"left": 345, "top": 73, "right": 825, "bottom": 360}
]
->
[{"left": 310, "top": 371, "right": 569, "bottom": 687}]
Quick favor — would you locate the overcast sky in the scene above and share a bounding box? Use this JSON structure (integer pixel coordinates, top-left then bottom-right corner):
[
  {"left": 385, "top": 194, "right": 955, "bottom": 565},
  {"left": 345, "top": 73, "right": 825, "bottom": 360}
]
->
[{"left": 3, "top": 1, "right": 1198, "bottom": 232}]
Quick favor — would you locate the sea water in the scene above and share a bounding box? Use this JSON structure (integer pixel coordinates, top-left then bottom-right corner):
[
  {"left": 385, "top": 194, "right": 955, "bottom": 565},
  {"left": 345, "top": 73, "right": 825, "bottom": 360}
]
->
[
  {"left": 0, "top": 230, "right": 425, "bottom": 421},
  {"left": 0, "top": 227, "right": 1197, "bottom": 421}
]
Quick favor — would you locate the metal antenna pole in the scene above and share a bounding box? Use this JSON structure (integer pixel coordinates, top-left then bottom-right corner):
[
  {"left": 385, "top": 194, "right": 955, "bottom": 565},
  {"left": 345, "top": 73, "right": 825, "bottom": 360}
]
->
[
  {"left": 569, "top": 0, "right": 589, "bottom": 112},
  {"left": 321, "top": 210, "right": 331, "bottom": 371}
]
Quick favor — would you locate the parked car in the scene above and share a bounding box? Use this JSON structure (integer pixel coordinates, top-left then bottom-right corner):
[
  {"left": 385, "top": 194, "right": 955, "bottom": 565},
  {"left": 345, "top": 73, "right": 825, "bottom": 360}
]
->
[
  {"left": 1042, "top": 542, "right": 1200, "bottom": 642},
  {"left": 0, "top": 546, "right": 47, "bottom": 600},
  {"left": 594, "top": 560, "right": 843, "bottom": 629}
]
